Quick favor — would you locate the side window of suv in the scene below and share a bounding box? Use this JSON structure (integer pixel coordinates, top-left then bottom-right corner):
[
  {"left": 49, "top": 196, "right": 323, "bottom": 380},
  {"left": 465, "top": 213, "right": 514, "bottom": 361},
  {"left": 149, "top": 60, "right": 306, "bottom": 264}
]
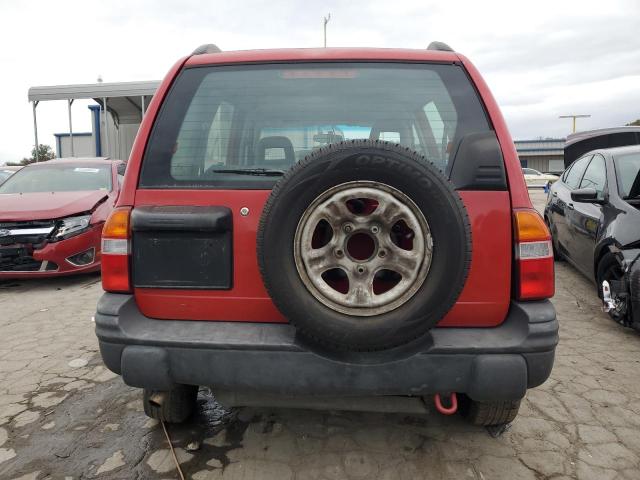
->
[
  {"left": 580, "top": 154, "right": 607, "bottom": 198},
  {"left": 564, "top": 155, "right": 592, "bottom": 189}
]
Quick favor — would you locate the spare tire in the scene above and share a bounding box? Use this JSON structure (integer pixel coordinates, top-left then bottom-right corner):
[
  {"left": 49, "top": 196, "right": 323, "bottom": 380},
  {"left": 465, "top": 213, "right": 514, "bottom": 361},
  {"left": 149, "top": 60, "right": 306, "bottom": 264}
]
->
[{"left": 257, "top": 140, "right": 471, "bottom": 351}]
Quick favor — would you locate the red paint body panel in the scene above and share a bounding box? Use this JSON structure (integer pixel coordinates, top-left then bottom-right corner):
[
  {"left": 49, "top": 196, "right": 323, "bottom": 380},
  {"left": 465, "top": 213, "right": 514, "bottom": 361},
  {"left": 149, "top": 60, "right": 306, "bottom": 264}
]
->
[
  {"left": 458, "top": 55, "right": 531, "bottom": 210},
  {"left": 185, "top": 48, "right": 459, "bottom": 67},
  {"left": 118, "top": 57, "right": 189, "bottom": 207},
  {"left": 118, "top": 48, "right": 536, "bottom": 328},
  {"left": 133, "top": 190, "right": 511, "bottom": 327},
  {"left": 0, "top": 190, "right": 109, "bottom": 222},
  {"left": 0, "top": 160, "right": 122, "bottom": 279},
  {"left": 438, "top": 191, "right": 512, "bottom": 326},
  {"left": 0, "top": 225, "right": 102, "bottom": 279},
  {"left": 133, "top": 189, "right": 285, "bottom": 322}
]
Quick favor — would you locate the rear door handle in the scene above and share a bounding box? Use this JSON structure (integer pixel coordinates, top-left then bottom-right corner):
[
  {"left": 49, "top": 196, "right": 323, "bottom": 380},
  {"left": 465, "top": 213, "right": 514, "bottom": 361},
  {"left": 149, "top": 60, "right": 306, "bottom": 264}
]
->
[
  {"left": 567, "top": 203, "right": 574, "bottom": 210},
  {"left": 552, "top": 191, "right": 558, "bottom": 197}
]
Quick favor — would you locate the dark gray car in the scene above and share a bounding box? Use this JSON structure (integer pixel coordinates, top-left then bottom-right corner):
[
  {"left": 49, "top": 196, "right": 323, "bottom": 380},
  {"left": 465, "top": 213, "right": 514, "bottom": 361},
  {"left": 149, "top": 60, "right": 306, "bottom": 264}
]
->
[{"left": 545, "top": 145, "right": 640, "bottom": 330}]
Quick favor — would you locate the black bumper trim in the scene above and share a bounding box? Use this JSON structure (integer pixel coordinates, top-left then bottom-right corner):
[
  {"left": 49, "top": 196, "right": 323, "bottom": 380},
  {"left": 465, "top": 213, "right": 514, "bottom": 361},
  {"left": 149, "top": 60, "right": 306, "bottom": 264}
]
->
[{"left": 95, "top": 294, "right": 558, "bottom": 401}]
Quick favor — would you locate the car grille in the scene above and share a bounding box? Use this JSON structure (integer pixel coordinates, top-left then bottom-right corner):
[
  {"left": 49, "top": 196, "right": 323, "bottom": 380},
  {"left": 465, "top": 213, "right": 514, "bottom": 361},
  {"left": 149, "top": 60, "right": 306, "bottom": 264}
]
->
[
  {"left": 0, "top": 220, "right": 56, "bottom": 272},
  {"left": 0, "top": 220, "right": 56, "bottom": 246}
]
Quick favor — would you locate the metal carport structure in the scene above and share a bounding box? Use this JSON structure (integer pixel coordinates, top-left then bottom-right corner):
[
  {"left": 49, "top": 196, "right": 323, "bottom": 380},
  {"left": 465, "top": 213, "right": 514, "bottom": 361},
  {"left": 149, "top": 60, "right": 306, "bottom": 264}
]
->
[{"left": 27, "top": 80, "right": 160, "bottom": 161}]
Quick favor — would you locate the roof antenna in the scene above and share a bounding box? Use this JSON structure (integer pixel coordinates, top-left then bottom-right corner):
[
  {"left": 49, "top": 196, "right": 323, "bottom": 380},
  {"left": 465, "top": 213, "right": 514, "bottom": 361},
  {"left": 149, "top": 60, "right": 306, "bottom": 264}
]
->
[{"left": 323, "top": 13, "right": 331, "bottom": 47}]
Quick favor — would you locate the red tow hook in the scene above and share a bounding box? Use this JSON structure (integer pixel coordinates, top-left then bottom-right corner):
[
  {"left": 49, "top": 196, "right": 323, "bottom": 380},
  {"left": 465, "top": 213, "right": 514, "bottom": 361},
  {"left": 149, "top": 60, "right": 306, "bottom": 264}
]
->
[{"left": 434, "top": 392, "right": 458, "bottom": 415}]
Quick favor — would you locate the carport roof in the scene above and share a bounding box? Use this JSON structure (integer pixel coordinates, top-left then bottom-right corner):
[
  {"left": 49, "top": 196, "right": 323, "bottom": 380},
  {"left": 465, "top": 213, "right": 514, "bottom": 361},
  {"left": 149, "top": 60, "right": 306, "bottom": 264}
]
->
[
  {"left": 28, "top": 80, "right": 161, "bottom": 125},
  {"left": 27, "top": 81, "right": 160, "bottom": 102}
]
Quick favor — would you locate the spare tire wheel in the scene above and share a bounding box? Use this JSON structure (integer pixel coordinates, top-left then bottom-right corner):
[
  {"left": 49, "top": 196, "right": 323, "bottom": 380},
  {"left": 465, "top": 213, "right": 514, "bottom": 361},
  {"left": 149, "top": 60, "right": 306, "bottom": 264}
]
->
[{"left": 257, "top": 140, "right": 471, "bottom": 351}]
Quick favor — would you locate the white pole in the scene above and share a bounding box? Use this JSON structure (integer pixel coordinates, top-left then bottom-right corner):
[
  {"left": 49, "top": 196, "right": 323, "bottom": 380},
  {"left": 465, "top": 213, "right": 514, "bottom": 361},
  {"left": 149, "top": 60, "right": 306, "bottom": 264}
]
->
[
  {"left": 68, "top": 99, "right": 75, "bottom": 157},
  {"left": 103, "top": 97, "right": 109, "bottom": 158},
  {"left": 323, "top": 13, "right": 331, "bottom": 47},
  {"left": 32, "top": 101, "right": 39, "bottom": 162}
]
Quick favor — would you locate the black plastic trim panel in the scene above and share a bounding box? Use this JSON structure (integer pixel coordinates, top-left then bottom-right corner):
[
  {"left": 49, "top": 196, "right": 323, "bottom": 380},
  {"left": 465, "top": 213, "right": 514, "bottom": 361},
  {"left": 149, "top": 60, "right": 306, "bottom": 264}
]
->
[
  {"left": 131, "top": 206, "right": 233, "bottom": 289},
  {"left": 96, "top": 295, "right": 558, "bottom": 401},
  {"left": 131, "top": 206, "right": 232, "bottom": 232},
  {"left": 448, "top": 131, "right": 507, "bottom": 191}
]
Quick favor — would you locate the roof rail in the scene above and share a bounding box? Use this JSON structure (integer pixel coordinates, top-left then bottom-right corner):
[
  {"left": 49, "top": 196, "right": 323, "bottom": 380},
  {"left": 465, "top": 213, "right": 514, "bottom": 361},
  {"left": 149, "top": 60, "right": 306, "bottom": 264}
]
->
[
  {"left": 192, "top": 44, "right": 222, "bottom": 55},
  {"left": 427, "top": 41, "right": 454, "bottom": 52}
]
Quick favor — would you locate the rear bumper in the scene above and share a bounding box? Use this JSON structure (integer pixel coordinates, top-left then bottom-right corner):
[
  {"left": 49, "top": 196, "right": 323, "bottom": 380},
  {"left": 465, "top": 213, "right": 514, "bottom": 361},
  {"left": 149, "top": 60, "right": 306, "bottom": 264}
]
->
[{"left": 95, "top": 294, "right": 558, "bottom": 401}]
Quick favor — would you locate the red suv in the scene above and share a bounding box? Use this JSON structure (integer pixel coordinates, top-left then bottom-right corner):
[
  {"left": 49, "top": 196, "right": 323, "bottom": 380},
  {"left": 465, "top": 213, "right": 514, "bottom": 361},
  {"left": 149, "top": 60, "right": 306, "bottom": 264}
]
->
[{"left": 95, "top": 43, "right": 557, "bottom": 426}]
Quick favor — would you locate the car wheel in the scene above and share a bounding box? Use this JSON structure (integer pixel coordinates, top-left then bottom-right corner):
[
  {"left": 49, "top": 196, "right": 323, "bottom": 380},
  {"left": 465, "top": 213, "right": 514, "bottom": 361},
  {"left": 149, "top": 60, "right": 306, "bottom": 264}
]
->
[
  {"left": 257, "top": 140, "right": 471, "bottom": 352},
  {"left": 545, "top": 217, "right": 564, "bottom": 261},
  {"left": 596, "top": 253, "right": 629, "bottom": 323},
  {"left": 458, "top": 394, "right": 521, "bottom": 426},
  {"left": 143, "top": 385, "right": 198, "bottom": 423}
]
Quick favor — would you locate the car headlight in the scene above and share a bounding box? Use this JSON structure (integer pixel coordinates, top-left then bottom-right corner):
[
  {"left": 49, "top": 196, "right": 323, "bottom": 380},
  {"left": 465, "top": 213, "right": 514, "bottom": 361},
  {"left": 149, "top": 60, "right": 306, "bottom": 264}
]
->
[{"left": 53, "top": 215, "right": 92, "bottom": 241}]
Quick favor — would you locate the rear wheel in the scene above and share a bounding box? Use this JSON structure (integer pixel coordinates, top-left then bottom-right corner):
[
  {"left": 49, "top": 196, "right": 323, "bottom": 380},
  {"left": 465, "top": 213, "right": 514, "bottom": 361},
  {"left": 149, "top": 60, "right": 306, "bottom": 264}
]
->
[
  {"left": 458, "top": 395, "right": 521, "bottom": 426},
  {"left": 143, "top": 385, "right": 198, "bottom": 423},
  {"left": 596, "top": 253, "right": 629, "bottom": 323}
]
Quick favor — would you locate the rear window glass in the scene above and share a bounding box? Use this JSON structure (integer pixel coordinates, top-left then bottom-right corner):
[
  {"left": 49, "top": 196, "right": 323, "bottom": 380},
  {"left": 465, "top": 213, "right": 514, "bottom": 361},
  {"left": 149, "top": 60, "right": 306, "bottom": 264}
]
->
[
  {"left": 0, "top": 164, "right": 112, "bottom": 193},
  {"left": 140, "top": 63, "right": 491, "bottom": 189},
  {"left": 614, "top": 152, "right": 640, "bottom": 198}
]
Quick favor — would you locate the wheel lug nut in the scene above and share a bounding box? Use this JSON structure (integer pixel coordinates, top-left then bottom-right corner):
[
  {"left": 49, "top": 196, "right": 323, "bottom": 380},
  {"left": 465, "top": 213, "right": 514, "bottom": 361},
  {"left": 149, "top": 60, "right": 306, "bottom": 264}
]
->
[
  {"left": 343, "top": 224, "right": 353, "bottom": 233},
  {"left": 335, "top": 249, "right": 344, "bottom": 258},
  {"left": 357, "top": 266, "right": 365, "bottom": 274},
  {"left": 378, "top": 250, "right": 386, "bottom": 258},
  {"left": 370, "top": 225, "right": 380, "bottom": 234}
]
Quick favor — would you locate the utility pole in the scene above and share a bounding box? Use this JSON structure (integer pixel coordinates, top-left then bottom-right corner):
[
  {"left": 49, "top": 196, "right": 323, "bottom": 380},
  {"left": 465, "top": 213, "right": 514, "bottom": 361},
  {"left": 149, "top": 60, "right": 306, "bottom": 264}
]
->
[
  {"left": 559, "top": 114, "right": 591, "bottom": 133},
  {"left": 323, "top": 13, "right": 331, "bottom": 47}
]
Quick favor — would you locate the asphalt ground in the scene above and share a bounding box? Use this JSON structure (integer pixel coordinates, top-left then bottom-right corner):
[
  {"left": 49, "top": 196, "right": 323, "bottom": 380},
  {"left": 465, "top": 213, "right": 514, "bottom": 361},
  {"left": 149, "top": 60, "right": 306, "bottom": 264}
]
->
[{"left": 0, "top": 189, "right": 639, "bottom": 479}]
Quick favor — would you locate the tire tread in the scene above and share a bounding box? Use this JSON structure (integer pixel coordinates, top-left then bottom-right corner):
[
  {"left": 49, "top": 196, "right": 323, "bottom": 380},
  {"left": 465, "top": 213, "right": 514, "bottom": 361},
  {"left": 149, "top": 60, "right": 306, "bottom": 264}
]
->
[
  {"left": 462, "top": 398, "right": 521, "bottom": 426},
  {"left": 142, "top": 385, "right": 198, "bottom": 423}
]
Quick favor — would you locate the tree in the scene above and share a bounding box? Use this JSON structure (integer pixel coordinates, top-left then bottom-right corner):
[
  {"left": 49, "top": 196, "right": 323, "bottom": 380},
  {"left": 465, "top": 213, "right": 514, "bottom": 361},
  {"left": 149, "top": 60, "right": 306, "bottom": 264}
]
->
[
  {"left": 9, "top": 144, "right": 56, "bottom": 165},
  {"left": 627, "top": 119, "right": 640, "bottom": 126}
]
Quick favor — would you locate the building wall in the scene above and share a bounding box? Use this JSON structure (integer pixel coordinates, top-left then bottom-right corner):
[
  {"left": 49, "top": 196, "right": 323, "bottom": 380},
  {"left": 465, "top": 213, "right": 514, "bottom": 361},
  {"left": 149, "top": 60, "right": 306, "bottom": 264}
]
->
[
  {"left": 55, "top": 133, "right": 94, "bottom": 158},
  {"left": 100, "top": 117, "right": 139, "bottom": 161},
  {"left": 519, "top": 155, "right": 564, "bottom": 173},
  {"left": 515, "top": 139, "right": 565, "bottom": 174}
]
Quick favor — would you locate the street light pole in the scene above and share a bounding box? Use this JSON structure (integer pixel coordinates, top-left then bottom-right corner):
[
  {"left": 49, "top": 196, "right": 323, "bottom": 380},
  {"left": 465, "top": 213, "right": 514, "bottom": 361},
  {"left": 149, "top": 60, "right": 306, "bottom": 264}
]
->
[
  {"left": 559, "top": 114, "right": 591, "bottom": 134},
  {"left": 323, "top": 13, "right": 331, "bottom": 47}
]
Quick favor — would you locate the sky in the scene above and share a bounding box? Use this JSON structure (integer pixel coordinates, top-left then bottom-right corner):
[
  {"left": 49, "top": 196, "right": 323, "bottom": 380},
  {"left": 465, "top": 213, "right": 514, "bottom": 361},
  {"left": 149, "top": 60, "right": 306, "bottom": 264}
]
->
[{"left": 1, "top": 0, "right": 639, "bottom": 164}]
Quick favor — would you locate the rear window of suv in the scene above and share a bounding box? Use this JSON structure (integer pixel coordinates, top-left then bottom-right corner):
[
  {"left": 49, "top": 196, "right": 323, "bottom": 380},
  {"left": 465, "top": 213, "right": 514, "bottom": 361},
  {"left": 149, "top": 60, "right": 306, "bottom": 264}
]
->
[{"left": 140, "top": 62, "right": 491, "bottom": 189}]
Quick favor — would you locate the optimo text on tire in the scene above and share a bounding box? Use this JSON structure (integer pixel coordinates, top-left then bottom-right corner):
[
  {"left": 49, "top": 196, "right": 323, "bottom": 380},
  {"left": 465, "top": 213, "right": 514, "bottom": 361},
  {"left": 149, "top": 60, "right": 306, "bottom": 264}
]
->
[{"left": 257, "top": 140, "right": 472, "bottom": 351}]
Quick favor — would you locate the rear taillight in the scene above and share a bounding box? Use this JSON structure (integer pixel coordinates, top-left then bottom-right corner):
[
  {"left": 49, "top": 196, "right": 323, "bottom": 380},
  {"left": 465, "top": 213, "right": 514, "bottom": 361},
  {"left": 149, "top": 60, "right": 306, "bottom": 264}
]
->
[
  {"left": 513, "top": 209, "right": 554, "bottom": 300},
  {"left": 101, "top": 207, "right": 131, "bottom": 293}
]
